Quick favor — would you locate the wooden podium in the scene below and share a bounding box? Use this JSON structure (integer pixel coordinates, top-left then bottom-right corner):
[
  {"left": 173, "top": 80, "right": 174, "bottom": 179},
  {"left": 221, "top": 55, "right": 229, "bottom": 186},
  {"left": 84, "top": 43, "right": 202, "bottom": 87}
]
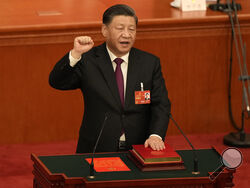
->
[{"left": 31, "top": 149, "right": 235, "bottom": 188}]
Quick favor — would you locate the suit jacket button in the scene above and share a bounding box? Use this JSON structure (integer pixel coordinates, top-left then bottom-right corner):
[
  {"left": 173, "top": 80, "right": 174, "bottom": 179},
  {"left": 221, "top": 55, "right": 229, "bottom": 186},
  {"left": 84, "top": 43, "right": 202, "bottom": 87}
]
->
[{"left": 121, "top": 114, "right": 126, "bottom": 119}]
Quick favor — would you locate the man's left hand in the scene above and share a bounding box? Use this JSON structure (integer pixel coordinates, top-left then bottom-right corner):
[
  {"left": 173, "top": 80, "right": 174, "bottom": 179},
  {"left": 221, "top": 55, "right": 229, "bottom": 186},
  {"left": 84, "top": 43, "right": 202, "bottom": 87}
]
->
[{"left": 144, "top": 135, "right": 165, "bottom": 151}]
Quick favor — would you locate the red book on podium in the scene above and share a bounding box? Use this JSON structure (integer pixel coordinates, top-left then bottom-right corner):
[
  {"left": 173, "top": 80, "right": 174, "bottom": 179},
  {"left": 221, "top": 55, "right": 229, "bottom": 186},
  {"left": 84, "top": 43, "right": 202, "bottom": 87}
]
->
[{"left": 129, "top": 144, "right": 185, "bottom": 171}]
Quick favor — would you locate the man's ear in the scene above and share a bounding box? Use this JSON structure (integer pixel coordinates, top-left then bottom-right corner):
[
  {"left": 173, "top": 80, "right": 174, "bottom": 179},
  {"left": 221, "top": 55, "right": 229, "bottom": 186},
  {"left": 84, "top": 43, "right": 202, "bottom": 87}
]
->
[{"left": 101, "top": 24, "right": 108, "bottom": 38}]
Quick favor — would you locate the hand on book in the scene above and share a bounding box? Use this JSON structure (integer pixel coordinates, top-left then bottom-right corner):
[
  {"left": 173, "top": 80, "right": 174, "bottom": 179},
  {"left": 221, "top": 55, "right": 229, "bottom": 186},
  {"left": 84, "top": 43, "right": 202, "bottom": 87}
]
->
[{"left": 144, "top": 135, "right": 165, "bottom": 151}]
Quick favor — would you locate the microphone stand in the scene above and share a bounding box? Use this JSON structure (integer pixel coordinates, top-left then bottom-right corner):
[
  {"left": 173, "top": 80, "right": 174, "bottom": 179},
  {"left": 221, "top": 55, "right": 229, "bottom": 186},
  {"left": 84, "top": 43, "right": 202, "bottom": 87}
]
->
[
  {"left": 88, "top": 113, "right": 109, "bottom": 179},
  {"left": 169, "top": 114, "right": 200, "bottom": 175},
  {"left": 223, "top": 0, "right": 250, "bottom": 147}
]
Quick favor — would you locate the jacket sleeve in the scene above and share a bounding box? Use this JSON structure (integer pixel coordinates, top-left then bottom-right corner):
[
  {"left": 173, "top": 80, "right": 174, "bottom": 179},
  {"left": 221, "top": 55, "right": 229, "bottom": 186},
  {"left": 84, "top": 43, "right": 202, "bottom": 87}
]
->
[
  {"left": 49, "top": 52, "right": 82, "bottom": 90},
  {"left": 148, "top": 57, "right": 171, "bottom": 140}
]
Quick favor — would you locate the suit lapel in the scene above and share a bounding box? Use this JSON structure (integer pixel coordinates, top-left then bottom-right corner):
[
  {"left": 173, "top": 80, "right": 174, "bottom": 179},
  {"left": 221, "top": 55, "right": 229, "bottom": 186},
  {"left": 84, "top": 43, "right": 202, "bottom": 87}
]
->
[
  {"left": 125, "top": 48, "right": 141, "bottom": 108},
  {"left": 94, "top": 44, "right": 141, "bottom": 110},
  {"left": 94, "top": 43, "right": 123, "bottom": 109}
]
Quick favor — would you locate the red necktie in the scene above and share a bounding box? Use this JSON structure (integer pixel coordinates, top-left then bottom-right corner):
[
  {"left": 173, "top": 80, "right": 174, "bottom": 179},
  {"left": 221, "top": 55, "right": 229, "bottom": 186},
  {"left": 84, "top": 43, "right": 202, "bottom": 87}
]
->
[{"left": 114, "top": 58, "right": 124, "bottom": 107}]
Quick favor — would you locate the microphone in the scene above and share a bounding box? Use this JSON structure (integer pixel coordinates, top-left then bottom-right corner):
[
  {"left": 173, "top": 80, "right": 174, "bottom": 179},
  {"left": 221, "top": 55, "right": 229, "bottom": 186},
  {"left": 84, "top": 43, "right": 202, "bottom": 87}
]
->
[
  {"left": 208, "top": 0, "right": 225, "bottom": 11},
  {"left": 169, "top": 113, "right": 200, "bottom": 175},
  {"left": 208, "top": 0, "right": 241, "bottom": 12},
  {"left": 88, "top": 113, "right": 109, "bottom": 179},
  {"left": 223, "top": 0, "right": 250, "bottom": 147},
  {"left": 230, "top": 0, "right": 250, "bottom": 116}
]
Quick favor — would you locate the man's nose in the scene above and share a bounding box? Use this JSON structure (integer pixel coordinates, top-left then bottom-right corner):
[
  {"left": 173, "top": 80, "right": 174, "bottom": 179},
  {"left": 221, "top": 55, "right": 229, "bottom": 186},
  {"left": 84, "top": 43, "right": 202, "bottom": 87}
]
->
[{"left": 121, "top": 29, "right": 130, "bottom": 37}]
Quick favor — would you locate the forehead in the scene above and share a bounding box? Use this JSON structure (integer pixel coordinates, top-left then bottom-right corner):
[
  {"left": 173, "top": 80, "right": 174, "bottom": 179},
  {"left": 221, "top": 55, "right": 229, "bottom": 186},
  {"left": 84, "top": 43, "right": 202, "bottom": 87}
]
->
[{"left": 109, "top": 15, "right": 136, "bottom": 26}]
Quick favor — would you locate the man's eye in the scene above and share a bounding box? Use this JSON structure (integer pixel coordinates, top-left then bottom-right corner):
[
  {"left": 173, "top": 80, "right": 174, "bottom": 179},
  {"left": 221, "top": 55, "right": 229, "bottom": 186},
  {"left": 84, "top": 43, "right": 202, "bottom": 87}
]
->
[{"left": 116, "top": 27, "right": 123, "bottom": 30}]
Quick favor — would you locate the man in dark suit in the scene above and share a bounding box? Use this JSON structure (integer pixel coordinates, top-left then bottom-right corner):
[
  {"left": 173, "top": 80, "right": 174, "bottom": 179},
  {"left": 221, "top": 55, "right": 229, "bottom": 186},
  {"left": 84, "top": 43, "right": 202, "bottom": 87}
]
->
[{"left": 49, "top": 4, "right": 171, "bottom": 153}]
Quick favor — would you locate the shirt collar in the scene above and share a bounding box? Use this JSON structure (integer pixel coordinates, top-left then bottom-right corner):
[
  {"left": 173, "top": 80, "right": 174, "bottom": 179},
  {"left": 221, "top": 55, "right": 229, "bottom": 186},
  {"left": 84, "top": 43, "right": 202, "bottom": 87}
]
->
[{"left": 106, "top": 45, "right": 129, "bottom": 63}]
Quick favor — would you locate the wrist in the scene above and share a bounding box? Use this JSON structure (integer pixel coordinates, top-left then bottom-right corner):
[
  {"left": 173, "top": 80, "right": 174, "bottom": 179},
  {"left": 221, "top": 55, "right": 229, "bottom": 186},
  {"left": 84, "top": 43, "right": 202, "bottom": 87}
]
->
[
  {"left": 71, "top": 49, "right": 82, "bottom": 59},
  {"left": 149, "top": 134, "right": 162, "bottom": 140}
]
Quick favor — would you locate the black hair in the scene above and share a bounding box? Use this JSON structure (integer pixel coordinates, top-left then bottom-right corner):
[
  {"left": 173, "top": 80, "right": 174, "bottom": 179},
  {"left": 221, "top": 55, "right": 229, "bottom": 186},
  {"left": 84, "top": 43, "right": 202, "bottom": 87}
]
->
[{"left": 102, "top": 4, "right": 138, "bottom": 25}]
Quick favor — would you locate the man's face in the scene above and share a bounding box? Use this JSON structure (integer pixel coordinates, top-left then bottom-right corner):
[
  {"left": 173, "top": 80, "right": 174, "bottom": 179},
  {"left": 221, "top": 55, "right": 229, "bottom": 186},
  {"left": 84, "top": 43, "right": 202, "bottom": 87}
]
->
[{"left": 102, "top": 15, "right": 136, "bottom": 57}]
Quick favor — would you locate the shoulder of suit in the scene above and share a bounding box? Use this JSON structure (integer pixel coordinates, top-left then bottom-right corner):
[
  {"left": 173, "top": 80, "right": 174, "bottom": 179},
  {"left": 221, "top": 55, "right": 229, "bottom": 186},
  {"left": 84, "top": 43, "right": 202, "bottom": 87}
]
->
[
  {"left": 131, "top": 48, "right": 159, "bottom": 59},
  {"left": 131, "top": 47, "right": 160, "bottom": 61}
]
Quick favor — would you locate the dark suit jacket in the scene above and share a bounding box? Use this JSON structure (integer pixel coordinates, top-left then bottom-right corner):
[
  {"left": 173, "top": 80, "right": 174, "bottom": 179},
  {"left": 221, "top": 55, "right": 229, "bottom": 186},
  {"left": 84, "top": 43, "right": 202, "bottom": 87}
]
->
[{"left": 49, "top": 43, "right": 171, "bottom": 153}]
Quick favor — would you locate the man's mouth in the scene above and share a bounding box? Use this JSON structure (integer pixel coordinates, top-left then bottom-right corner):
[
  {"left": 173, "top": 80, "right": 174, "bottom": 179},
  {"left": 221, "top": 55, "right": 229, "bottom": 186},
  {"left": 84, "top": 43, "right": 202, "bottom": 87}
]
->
[{"left": 120, "top": 41, "right": 130, "bottom": 45}]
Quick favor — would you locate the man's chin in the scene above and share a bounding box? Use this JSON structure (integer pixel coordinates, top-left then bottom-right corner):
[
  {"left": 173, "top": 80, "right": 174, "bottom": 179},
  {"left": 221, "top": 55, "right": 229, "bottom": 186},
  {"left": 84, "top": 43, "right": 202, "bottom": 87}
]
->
[
  {"left": 118, "top": 46, "right": 132, "bottom": 54},
  {"left": 118, "top": 50, "right": 130, "bottom": 56}
]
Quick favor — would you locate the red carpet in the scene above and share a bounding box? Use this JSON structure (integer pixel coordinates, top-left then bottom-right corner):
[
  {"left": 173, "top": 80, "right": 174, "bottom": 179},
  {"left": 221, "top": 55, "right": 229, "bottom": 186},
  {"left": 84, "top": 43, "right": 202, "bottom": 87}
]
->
[{"left": 0, "top": 133, "right": 249, "bottom": 188}]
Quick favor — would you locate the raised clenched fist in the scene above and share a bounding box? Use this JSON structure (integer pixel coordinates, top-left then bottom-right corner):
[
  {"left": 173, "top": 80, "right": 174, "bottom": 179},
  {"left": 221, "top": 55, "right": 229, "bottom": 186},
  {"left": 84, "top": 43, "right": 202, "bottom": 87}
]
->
[{"left": 71, "top": 36, "right": 94, "bottom": 59}]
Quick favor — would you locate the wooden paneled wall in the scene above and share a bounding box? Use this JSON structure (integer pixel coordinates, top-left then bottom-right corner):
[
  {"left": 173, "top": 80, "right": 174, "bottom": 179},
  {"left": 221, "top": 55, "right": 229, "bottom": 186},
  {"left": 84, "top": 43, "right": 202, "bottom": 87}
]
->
[{"left": 0, "top": 0, "right": 249, "bottom": 144}]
